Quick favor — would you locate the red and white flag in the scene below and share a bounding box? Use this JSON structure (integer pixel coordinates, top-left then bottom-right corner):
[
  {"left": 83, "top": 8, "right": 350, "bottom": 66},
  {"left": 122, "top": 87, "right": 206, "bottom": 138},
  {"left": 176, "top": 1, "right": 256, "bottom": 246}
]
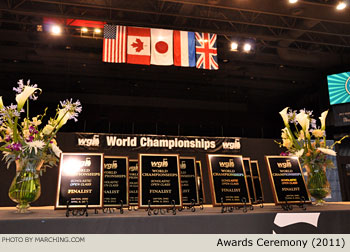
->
[
  {"left": 151, "top": 28, "right": 173, "bottom": 66},
  {"left": 173, "top": 30, "right": 195, "bottom": 67},
  {"left": 127, "top": 27, "right": 151, "bottom": 65},
  {"left": 103, "top": 24, "right": 127, "bottom": 63}
]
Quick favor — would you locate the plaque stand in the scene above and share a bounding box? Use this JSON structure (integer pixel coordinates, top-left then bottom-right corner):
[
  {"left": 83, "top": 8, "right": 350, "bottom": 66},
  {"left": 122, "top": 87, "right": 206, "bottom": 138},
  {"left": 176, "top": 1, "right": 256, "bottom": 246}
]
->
[
  {"left": 281, "top": 197, "right": 307, "bottom": 211},
  {"left": 220, "top": 197, "right": 253, "bottom": 214},
  {"left": 199, "top": 198, "right": 204, "bottom": 210},
  {"left": 298, "top": 196, "right": 307, "bottom": 210},
  {"left": 65, "top": 200, "right": 89, "bottom": 217},
  {"left": 220, "top": 197, "right": 234, "bottom": 213},
  {"left": 178, "top": 199, "right": 196, "bottom": 213},
  {"left": 146, "top": 200, "right": 166, "bottom": 216},
  {"left": 94, "top": 201, "right": 125, "bottom": 215},
  {"left": 146, "top": 200, "right": 177, "bottom": 216},
  {"left": 255, "top": 197, "right": 264, "bottom": 208},
  {"left": 102, "top": 201, "right": 125, "bottom": 214},
  {"left": 167, "top": 200, "right": 177, "bottom": 215}
]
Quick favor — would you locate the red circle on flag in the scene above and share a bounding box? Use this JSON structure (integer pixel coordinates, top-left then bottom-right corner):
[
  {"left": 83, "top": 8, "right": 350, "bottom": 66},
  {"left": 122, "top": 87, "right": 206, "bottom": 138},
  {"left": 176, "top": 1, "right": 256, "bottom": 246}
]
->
[{"left": 155, "top": 41, "right": 168, "bottom": 54}]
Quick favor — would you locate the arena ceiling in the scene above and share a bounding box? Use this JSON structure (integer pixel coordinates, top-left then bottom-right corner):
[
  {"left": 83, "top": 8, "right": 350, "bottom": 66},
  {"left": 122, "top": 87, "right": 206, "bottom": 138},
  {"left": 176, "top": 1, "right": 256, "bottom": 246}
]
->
[{"left": 0, "top": 0, "right": 349, "bottom": 137}]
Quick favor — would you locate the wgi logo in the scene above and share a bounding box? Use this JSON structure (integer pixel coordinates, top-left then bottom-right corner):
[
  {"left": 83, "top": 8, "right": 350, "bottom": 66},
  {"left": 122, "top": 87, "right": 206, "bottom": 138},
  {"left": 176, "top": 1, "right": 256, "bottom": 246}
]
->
[
  {"left": 104, "top": 160, "right": 118, "bottom": 169},
  {"left": 151, "top": 158, "right": 168, "bottom": 168},
  {"left": 79, "top": 157, "right": 91, "bottom": 167},
  {"left": 219, "top": 159, "right": 235, "bottom": 168},
  {"left": 222, "top": 139, "right": 241, "bottom": 150},
  {"left": 180, "top": 161, "right": 187, "bottom": 169},
  {"left": 78, "top": 135, "right": 100, "bottom": 147}
]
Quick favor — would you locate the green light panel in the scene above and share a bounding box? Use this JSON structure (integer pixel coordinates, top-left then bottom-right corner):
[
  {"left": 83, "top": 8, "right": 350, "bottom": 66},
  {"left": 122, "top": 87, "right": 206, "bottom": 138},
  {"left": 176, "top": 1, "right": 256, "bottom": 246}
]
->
[{"left": 327, "top": 72, "right": 350, "bottom": 105}]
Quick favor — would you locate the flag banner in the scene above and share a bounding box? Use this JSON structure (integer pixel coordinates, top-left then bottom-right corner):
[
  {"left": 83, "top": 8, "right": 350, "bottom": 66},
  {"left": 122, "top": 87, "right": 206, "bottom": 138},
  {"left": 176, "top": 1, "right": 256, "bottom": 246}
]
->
[
  {"left": 127, "top": 27, "right": 151, "bottom": 65},
  {"left": 174, "top": 30, "right": 195, "bottom": 67},
  {"left": 151, "top": 28, "right": 173, "bottom": 66},
  {"left": 103, "top": 25, "right": 127, "bottom": 63},
  {"left": 195, "top": 32, "right": 218, "bottom": 70}
]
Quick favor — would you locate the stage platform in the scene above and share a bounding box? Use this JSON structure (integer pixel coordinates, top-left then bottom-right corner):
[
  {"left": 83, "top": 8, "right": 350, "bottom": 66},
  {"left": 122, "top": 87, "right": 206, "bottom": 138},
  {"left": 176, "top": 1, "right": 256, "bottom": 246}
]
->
[{"left": 1, "top": 203, "right": 350, "bottom": 234}]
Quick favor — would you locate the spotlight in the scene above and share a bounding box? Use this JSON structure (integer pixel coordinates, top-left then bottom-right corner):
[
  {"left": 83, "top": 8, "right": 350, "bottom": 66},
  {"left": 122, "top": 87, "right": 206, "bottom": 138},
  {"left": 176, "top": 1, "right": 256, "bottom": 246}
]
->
[
  {"left": 231, "top": 42, "right": 238, "bottom": 51},
  {"left": 336, "top": 1, "right": 347, "bottom": 10},
  {"left": 243, "top": 43, "right": 252, "bottom": 52},
  {"left": 50, "top": 25, "right": 62, "bottom": 35},
  {"left": 289, "top": 0, "right": 298, "bottom": 3},
  {"left": 81, "top": 27, "right": 88, "bottom": 33},
  {"left": 94, "top": 28, "right": 101, "bottom": 34},
  {"left": 36, "top": 25, "right": 43, "bottom": 32}
]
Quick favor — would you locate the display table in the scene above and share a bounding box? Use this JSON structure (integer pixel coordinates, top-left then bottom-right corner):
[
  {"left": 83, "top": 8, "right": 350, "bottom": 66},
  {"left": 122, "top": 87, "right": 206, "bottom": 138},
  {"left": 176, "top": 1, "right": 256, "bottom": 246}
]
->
[{"left": 1, "top": 203, "right": 350, "bottom": 234}]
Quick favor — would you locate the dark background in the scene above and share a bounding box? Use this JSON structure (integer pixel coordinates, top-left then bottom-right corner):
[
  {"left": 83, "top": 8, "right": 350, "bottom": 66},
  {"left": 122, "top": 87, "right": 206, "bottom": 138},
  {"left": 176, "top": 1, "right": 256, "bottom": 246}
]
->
[{"left": 1, "top": 0, "right": 350, "bottom": 139}]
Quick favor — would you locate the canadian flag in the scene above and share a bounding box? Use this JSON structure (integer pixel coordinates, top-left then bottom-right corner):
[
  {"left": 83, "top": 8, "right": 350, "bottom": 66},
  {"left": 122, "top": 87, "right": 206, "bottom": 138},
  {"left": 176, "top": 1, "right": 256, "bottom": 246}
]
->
[
  {"left": 127, "top": 27, "right": 151, "bottom": 65},
  {"left": 151, "top": 28, "right": 173, "bottom": 66}
]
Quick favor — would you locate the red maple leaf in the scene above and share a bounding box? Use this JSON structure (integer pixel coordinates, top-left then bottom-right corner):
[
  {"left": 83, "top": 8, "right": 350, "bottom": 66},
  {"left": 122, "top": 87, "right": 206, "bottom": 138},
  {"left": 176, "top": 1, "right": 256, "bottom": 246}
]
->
[{"left": 131, "top": 38, "right": 144, "bottom": 52}]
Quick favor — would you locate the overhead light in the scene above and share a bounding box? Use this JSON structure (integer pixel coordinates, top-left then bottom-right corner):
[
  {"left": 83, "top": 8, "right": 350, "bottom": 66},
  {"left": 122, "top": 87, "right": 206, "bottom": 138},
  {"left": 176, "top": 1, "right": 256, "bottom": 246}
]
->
[
  {"left": 36, "top": 25, "right": 43, "bottom": 32},
  {"left": 243, "top": 43, "right": 252, "bottom": 52},
  {"left": 81, "top": 27, "right": 88, "bottom": 33},
  {"left": 94, "top": 28, "right": 101, "bottom": 34},
  {"left": 289, "top": 0, "right": 298, "bottom": 3},
  {"left": 231, "top": 42, "right": 238, "bottom": 51},
  {"left": 50, "top": 25, "right": 62, "bottom": 35},
  {"left": 336, "top": 1, "right": 347, "bottom": 10}
]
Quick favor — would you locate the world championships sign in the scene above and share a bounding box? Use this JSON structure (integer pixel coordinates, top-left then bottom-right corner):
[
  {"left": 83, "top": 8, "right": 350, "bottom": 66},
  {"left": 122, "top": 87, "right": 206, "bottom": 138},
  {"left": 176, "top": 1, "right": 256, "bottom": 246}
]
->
[{"left": 75, "top": 133, "right": 241, "bottom": 152}]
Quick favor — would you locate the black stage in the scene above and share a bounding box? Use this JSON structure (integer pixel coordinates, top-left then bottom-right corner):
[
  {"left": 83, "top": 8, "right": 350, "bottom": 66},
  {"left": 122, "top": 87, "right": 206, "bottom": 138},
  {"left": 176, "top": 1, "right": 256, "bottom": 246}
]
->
[{"left": 1, "top": 203, "right": 350, "bottom": 234}]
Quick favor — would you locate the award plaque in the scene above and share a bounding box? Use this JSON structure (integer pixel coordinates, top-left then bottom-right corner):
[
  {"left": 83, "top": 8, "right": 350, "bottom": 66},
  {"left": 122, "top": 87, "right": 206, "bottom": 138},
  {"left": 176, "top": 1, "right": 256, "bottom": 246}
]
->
[
  {"left": 243, "top": 157, "right": 256, "bottom": 203},
  {"left": 128, "top": 159, "right": 139, "bottom": 206},
  {"left": 250, "top": 160, "right": 264, "bottom": 202},
  {"left": 139, "top": 154, "right": 182, "bottom": 208},
  {"left": 179, "top": 157, "right": 199, "bottom": 206},
  {"left": 55, "top": 153, "right": 104, "bottom": 209},
  {"left": 195, "top": 161, "right": 205, "bottom": 203},
  {"left": 265, "top": 156, "right": 311, "bottom": 205},
  {"left": 207, "top": 154, "right": 251, "bottom": 206},
  {"left": 103, "top": 156, "right": 129, "bottom": 207}
]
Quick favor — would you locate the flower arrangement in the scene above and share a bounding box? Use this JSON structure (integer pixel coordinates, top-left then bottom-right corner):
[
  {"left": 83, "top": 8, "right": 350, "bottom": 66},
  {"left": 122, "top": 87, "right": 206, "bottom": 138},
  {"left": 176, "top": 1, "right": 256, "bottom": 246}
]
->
[
  {"left": 277, "top": 107, "right": 347, "bottom": 204},
  {"left": 0, "top": 79, "right": 82, "bottom": 212},
  {"left": 0, "top": 79, "right": 82, "bottom": 169}
]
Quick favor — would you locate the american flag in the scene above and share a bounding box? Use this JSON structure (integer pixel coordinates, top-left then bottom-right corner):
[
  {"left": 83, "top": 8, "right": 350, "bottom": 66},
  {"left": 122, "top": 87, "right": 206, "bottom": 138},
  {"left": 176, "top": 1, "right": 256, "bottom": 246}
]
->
[
  {"left": 103, "top": 24, "right": 127, "bottom": 63},
  {"left": 195, "top": 32, "right": 218, "bottom": 70}
]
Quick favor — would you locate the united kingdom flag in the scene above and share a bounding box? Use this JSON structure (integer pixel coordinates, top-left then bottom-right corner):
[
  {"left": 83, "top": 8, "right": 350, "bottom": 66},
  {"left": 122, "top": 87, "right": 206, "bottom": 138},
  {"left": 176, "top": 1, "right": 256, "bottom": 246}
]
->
[{"left": 195, "top": 32, "right": 218, "bottom": 70}]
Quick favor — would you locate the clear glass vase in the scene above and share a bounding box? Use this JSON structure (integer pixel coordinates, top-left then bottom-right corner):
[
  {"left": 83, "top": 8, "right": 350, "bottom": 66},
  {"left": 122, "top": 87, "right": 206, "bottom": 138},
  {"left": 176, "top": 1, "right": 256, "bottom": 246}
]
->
[
  {"left": 8, "top": 158, "right": 44, "bottom": 213},
  {"left": 306, "top": 162, "right": 331, "bottom": 206}
]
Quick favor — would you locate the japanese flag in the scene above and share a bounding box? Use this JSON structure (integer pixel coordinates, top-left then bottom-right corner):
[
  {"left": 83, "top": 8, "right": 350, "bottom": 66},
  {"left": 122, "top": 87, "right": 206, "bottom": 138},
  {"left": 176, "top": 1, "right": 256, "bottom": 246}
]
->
[{"left": 151, "top": 28, "right": 173, "bottom": 66}]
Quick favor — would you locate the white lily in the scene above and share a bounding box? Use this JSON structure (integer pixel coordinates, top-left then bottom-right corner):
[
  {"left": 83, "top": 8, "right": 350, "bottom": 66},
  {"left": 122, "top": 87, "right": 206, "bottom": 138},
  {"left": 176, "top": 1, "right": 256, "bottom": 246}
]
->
[
  {"left": 51, "top": 143, "right": 62, "bottom": 157},
  {"left": 319, "top": 110, "right": 328, "bottom": 131},
  {"left": 42, "top": 125, "right": 54, "bottom": 135},
  {"left": 298, "top": 130, "right": 305, "bottom": 141},
  {"left": 0, "top": 96, "right": 4, "bottom": 109},
  {"left": 279, "top": 107, "right": 289, "bottom": 126},
  {"left": 15, "top": 86, "right": 41, "bottom": 111},
  {"left": 296, "top": 110, "right": 309, "bottom": 131},
  {"left": 56, "top": 109, "right": 71, "bottom": 128},
  {"left": 317, "top": 147, "right": 336, "bottom": 156}
]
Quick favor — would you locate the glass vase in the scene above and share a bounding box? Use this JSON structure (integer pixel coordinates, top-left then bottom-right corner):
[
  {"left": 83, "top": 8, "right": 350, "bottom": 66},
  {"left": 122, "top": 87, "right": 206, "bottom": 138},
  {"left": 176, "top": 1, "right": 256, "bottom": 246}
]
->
[
  {"left": 8, "top": 158, "right": 44, "bottom": 213},
  {"left": 306, "top": 162, "right": 331, "bottom": 206}
]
